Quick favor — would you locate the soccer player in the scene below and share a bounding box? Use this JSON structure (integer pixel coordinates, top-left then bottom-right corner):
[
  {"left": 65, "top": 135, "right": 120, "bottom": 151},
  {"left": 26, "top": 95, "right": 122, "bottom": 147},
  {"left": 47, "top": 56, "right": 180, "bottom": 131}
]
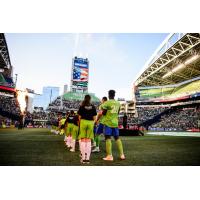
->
[
  {"left": 55, "top": 114, "right": 62, "bottom": 135},
  {"left": 70, "top": 112, "right": 79, "bottom": 152},
  {"left": 59, "top": 114, "right": 66, "bottom": 135},
  {"left": 78, "top": 95, "right": 97, "bottom": 164},
  {"left": 92, "top": 96, "right": 107, "bottom": 153},
  {"left": 63, "top": 112, "right": 69, "bottom": 144},
  {"left": 101, "top": 90, "right": 125, "bottom": 161},
  {"left": 65, "top": 110, "right": 75, "bottom": 148}
]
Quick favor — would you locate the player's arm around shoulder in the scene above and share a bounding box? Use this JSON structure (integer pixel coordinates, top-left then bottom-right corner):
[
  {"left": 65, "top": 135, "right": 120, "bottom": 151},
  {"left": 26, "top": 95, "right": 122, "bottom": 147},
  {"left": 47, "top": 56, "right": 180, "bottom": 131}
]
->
[
  {"left": 96, "top": 104, "right": 103, "bottom": 122},
  {"left": 101, "top": 101, "right": 108, "bottom": 116}
]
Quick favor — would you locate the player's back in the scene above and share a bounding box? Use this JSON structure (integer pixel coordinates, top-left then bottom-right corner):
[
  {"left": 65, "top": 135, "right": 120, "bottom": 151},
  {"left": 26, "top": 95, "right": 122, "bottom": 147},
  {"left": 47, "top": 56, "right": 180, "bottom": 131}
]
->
[
  {"left": 67, "top": 114, "right": 75, "bottom": 123},
  {"left": 73, "top": 115, "right": 79, "bottom": 126},
  {"left": 102, "top": 99, "right": 120, "bottom": 128}
]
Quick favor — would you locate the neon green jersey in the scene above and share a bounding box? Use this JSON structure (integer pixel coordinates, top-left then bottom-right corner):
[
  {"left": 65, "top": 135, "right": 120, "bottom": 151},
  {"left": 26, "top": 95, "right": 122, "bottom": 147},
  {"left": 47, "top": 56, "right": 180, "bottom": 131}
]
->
[
  {"left": 99, "top": 104, "right": 106, "bottom": 124},
  {"left": 60, "top": 118, "right": 66, "bottom": 125},
  {"left": 101, "top": 99, "right": 120, "bottom": 128}
]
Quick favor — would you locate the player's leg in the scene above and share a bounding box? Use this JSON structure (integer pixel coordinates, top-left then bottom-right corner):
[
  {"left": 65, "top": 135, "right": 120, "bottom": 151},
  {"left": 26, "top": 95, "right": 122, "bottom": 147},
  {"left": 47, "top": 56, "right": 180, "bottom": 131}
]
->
[
  {"left": 55, "top": 124, "right": 60, "bottom": 135},
  {"left": 84, "top": 120, "right": 95, "bottom": 163},
  {"left": 50, "top": 125, "right": 54, "bottom": 133},
  {"left": 68, "top": 124, "right": 73, "bottom": 148},
  {"left": 92, "top": 125, "right": 97, "bottom": 147},
  {"left": 70, "top": 125, "right": 78, "bottom": 152},
  {"left": 51, "top": 125, "right": 54, "bottom": 133},
  {"left": 66, "top": 125, "right": 71, "bottom": 147},
  {"left": 92, "top": 123, "right": 104, "bottom": 153},
  {"left": 78, "top": 120, "right": 87, "bottom": 163},
  {"left": 103, "top": 126, "right": 113, "bottom": 161},
  {"left": 113, "top": 129, "right": 125, "bottom": 160},
  {"left": 64, "top": 125, "right": 68, "bottom": 146},
  {"left": 60, "top": 124, "right": 64, "bottom": 135}
]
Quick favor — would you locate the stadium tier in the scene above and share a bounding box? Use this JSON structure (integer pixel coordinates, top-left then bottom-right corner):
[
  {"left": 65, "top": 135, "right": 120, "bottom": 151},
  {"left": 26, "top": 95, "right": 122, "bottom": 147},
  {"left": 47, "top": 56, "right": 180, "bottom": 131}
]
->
[
  {"left": 0, "top": 73, "right": 15, "bottom": 88},
  {"left": 172, "top": 79, "right": 200, "bottom": 97},
  {"left": 138, "top": 87, "right": 174, "bottom": 98},
  {"left": 137, "top": 79, "right": 200, "bottom": 100},
  {"left": 46, "top": 92, "right": 100, "bottom": 113},
  {"left": 63, "top": 91, "right": 99, "bottom": 102},
  {"left": 131, "top": 33, "right": 200, "bottom": 132}
]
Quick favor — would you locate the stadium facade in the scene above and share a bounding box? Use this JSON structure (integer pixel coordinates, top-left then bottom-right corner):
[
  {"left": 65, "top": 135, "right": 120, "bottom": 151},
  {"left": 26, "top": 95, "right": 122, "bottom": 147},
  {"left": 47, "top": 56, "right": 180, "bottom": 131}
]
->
[
  {"left": 0, "top": 33, "right": 15, "bottom": 95},
  {"left": 132, "top": 33, "right": 200, "bottom": 132}
]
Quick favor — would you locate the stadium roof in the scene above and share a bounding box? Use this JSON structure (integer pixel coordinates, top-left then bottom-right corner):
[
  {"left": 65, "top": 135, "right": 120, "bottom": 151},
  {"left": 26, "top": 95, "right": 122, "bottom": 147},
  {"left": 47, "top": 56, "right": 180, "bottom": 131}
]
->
[
  {"left": 0, "top": 33, "right": 12, "bottom": 69},
  {"left": 135, "top": 33, "right": 200, "bottom": 87}
]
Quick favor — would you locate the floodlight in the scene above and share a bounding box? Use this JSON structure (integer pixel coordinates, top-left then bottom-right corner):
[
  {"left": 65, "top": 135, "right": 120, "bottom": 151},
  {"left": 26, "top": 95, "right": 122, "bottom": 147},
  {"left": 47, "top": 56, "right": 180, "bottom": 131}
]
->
[
  {"left": 184, "top": 54, "right": 199, "bottom": 65},
  {"left": 162, "top": 54, "right": 200, "bottom": 79},
  {"left": 172, "top": 63, "right": 185, "bottom": 72}
]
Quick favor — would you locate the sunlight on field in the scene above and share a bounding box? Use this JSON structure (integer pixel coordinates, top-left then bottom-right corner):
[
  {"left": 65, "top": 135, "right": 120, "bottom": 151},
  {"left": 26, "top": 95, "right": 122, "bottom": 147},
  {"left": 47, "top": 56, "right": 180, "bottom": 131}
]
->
[{"left": 147, "top": 131, "right": 200, "bottom": 137}]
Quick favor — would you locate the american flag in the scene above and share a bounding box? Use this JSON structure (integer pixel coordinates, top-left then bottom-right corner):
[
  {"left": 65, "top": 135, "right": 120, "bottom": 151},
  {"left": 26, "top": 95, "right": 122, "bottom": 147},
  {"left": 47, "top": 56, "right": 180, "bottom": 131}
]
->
[{"left": 73, "top": 67, "right": 88, "bottom": 81}]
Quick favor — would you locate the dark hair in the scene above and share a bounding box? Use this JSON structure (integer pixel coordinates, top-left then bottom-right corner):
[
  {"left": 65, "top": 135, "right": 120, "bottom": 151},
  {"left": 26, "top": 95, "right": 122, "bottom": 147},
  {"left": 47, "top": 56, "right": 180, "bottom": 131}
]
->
[
  {"left": 70, "top": 110, "right": 74, "bottom": 115},
  {"left": 108, "top": 90, "right": 115, "bottom": 99},
  {"left": 81, "top": 95, "right": 91, "bottom": 106},
  {"left": 102, "top": 96, "right": 107, "bottom": 101}
]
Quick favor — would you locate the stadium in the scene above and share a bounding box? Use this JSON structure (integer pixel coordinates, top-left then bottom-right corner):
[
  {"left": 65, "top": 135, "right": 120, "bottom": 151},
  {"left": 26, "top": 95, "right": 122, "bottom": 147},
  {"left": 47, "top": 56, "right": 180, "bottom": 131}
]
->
[{"left": 0, "top": 33, "right": 200, "bottom": 166}]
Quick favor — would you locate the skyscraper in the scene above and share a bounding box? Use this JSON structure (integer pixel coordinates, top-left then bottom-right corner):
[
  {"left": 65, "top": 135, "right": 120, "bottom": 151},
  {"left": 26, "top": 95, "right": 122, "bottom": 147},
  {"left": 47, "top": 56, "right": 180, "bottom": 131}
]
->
[
  {"left": 33, "top": 86, "right": 60, "bottom": 109},
  {"left": 63, "top": 84, "right": 68, "bottom": 94}
]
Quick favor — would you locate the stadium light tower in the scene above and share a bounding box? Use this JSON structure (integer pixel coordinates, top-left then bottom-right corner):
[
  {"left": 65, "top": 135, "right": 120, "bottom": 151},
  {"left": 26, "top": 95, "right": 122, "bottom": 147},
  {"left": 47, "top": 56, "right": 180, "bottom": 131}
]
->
[{"left": 15, "top": 73, "right": 18, "bottom": 87}]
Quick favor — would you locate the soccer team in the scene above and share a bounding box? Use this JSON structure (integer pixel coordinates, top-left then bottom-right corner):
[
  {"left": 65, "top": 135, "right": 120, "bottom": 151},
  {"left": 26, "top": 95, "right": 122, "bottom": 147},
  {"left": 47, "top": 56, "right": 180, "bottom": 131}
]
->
[{"left": 51, "top": 90, "right": 125, "bottom": 164}]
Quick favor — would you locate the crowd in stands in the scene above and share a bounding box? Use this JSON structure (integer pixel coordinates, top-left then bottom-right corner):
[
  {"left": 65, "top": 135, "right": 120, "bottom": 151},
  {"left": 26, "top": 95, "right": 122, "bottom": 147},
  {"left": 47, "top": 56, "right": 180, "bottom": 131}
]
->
[
  {"left": 0, "top": 96, "right": 21, "bottom": 116},
  {"left": 0, "top": 116, "right": 17, "bottom": 128},
  {"left": 47, "top": 97, "right": 100, "bottom": 112},
  {"left": 136, "top": 106, "right": 168, "bottom": 124},
  {"left": 1, "top": 94, "right": 200, "bottom": 131},
  {"left": 149, "top": 106, "right": 200, "bottom": 131},
  {"left": 30, "top": 111, "right": 48, "bottom": 120},
  {"left": 118, "top": 105, "right": 200, "bottom": 131},
  {"left": 119, "top": 106, "right": 169, "bottom": 126}
]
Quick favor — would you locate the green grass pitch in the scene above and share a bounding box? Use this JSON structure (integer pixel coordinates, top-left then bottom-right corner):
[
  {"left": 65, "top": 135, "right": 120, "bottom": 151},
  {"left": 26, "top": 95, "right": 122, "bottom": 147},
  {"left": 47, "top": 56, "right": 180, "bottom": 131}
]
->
[{"left": 0, "top": 128, "right": 200, "bottom": 166}]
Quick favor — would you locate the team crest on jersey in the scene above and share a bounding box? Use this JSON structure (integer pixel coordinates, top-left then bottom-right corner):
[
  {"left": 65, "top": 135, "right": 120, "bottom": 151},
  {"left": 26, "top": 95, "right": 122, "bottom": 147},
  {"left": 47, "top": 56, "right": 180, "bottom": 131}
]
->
[{"left": 85, "top": 106, "right": 92, "bottom": 110}]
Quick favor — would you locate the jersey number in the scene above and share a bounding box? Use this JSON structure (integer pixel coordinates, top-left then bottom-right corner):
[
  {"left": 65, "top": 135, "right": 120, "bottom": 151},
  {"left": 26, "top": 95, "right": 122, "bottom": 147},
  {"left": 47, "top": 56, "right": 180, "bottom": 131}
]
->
[{"left": 111, "top": 105, "right": 119, "bottom": 113}]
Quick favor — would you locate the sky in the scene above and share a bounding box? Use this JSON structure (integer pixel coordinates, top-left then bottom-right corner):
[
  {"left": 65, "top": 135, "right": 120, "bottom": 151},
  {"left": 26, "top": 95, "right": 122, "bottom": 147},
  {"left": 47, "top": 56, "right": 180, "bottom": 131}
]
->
[{"left": 5, "top": 33, "right": 168, "bottom": 100}]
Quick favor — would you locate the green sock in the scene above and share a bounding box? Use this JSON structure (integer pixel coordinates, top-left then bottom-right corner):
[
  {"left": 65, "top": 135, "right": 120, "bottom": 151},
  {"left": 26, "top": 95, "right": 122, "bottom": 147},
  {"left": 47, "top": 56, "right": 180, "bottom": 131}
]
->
[
  {"left": 106, "top": 139, "right": 112, "bottom": 156},
  {"left": 116, "top": 139, "right": 124, "bottom": 156},
  {"left": 95, "top": 135, "right": 100, "bottom": 147}
]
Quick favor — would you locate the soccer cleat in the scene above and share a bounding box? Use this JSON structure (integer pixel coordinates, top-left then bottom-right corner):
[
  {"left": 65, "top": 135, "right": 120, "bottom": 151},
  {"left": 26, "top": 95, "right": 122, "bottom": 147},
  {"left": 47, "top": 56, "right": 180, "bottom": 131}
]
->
[
  {"left": 56, "top": 131, "right": 60, "bottom": 135},
  {"left": 81, "top": 160, "right": 90, "bottom": 164},
  {"left": 103, "top": 155, "right": 113, "bottom": 161},
  {"left": 92, "top": 142, "right": 96, "bottom": 148},
  {"left": 92, "top": 147, "right": 100, "bottom": 153},
  {"left": 70, "top": 149, "right": 75, "bottom": 152},
  {"left": 120, "top": 154, "right": 126, "bottom": 160}
]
